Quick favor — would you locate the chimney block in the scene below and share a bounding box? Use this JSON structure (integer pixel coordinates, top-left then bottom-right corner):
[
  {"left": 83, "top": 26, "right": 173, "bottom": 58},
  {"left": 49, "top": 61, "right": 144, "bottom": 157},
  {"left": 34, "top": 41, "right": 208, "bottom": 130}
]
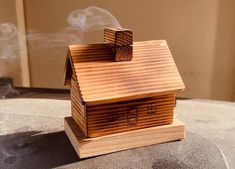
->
[{"left": 104, "top": 28, "right": 133, "bottom": 61}]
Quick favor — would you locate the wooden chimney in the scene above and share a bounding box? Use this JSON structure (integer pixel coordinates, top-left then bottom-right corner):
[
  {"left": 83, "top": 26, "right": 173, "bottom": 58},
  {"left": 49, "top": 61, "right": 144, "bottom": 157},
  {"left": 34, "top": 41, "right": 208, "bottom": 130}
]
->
[{"left": 104, "top": 28, "right": 133, "bottom": 61}]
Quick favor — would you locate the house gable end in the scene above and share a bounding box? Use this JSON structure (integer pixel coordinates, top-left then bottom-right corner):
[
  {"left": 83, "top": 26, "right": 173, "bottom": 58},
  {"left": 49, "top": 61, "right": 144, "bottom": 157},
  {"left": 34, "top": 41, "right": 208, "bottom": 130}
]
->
[{"left": 64, "top": 53, "right": 73, "bottom": 86}]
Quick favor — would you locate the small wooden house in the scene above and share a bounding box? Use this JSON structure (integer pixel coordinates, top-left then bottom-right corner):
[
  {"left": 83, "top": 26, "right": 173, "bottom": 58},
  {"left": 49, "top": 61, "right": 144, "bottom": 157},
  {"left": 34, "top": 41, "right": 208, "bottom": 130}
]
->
[{"left": 64, "top": 28, "right": 185, "bottom": 138}]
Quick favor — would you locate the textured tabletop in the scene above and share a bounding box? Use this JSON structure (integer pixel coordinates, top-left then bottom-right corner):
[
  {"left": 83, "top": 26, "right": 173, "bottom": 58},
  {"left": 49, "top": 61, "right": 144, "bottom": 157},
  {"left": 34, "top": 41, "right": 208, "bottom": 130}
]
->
[{"left": 0, "top": 97, "right": 234, "bottom": 169}]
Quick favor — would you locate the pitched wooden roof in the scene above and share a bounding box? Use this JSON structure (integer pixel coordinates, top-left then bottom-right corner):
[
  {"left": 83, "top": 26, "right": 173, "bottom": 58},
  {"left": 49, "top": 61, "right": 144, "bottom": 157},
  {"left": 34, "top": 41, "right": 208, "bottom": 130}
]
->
[{"left": 65, "top": 40, "right": 185, "bottom": 105}]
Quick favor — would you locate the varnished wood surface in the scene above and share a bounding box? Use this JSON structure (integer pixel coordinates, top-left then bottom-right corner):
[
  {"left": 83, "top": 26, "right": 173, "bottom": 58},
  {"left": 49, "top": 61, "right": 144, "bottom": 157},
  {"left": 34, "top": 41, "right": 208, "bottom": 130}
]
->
[
  {"left": 67, "top": 40, "right": 185, "bottom": 105},
  {"left": 64, "top": 116, "right": 185, "bottom": 158}
]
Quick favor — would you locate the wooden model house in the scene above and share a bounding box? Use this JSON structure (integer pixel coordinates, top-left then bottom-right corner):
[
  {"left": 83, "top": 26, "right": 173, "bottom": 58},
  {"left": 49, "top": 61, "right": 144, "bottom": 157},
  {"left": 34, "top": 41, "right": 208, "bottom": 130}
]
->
[{"left": 64, "top": 28, "right": 185, "bottom": 158}]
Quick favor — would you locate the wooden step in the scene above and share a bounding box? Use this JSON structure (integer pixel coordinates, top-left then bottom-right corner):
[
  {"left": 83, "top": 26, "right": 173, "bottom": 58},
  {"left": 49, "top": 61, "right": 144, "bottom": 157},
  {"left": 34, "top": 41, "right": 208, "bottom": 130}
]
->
[{"left": 64, "top": 116, "right": 185, "bottom": 159}]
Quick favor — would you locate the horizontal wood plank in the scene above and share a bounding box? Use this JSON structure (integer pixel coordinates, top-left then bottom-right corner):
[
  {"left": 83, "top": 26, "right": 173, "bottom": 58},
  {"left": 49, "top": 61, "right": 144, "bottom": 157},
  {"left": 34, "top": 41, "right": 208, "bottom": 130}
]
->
[
  {"left": 68, "top": 40, "right": 185, "bottom": 105},
  {"left": 71, "top": 77, "right": 87, "bottom": 136},
  {"left": 86, "top": 94, "right": 175, "bottom": 137},
  {"left": 64, "top": 116, "right": 185, "bottom": 158}
]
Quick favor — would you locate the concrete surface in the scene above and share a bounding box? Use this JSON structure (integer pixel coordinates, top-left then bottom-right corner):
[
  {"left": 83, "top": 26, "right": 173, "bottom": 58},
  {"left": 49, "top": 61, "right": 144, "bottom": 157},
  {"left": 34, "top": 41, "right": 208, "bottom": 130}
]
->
[{"left": 0, "top": 98, "right": 234, "bottom": 169}]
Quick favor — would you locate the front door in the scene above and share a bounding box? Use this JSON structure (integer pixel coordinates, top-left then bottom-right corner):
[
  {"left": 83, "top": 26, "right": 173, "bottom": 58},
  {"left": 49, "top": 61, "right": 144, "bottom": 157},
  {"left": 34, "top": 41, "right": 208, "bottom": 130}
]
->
[{"left": 127, "top": 106, "right": 138, "bottom": 127}]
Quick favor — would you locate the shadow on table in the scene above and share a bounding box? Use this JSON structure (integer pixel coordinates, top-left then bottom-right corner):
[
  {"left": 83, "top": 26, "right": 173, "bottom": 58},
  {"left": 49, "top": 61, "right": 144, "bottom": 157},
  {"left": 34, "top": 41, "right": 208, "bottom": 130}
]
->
[
  {"left": 0, "top": 131, "right": 230, "bottom": 169},
  {"left": 0, "top": 131, "right": 79, "bottom": 169}
]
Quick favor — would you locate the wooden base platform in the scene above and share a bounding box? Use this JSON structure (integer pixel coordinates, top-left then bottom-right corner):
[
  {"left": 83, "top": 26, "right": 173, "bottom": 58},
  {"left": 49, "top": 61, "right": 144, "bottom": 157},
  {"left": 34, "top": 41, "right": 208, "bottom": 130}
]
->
[{"left": 64, "top": 117, "right": 185, "bottom": 158}]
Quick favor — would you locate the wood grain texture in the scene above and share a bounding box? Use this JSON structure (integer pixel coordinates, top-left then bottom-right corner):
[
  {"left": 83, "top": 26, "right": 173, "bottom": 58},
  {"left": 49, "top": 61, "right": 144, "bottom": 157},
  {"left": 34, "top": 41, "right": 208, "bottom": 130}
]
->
[
  {"left": 104, "top": 28, "right": 133, "bottom": 46},
  {"left": 104, "top": 28, "right": 133, "bottom": 61},
  {"left": 115, "top": 46, "right": 133, "bottom": 61},
  {"left": 64, "top": 116, "right": 185, "bottom": 158},
  {"left": 86, "top": 94, "right": 175, "bottom": 137},
  {"left": 71, "top": 76, "right": 87, "bottom": 136},
  {"left": 67, "top": 40, "right": 185, "bottom": 106}
]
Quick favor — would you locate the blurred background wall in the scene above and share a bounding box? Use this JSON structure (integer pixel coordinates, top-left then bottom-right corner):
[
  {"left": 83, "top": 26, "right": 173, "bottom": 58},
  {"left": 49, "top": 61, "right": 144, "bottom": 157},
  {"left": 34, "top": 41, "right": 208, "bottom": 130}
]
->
[
  {"left": 0, "top": 0, "right": 22, "bottom": 86},
  {"left": 0, "top": 0, "right": 235, "bottom": 101}
]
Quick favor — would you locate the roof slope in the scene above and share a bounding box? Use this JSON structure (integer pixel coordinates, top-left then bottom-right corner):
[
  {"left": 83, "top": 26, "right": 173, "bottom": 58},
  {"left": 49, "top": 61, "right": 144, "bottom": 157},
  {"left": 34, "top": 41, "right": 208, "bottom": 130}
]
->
[{"left": 66, "top": 40, "right": 185, "bottom": 105}]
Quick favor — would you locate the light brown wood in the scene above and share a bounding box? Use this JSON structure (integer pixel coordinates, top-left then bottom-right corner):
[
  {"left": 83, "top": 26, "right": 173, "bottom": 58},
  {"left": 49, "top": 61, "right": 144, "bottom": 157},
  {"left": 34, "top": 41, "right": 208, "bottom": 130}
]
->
[
  {"left": 115, "top": 46, "right": 133, "bottom": 61},
  {"left": 65, "top": 40, "right": 185, "bottom": 106},
  {"left": 64, "top": 116, "right": 185, "bottom": 158},
  {"left": 15, "top": 0, "right": 31, "bottom": 87},
  {"left": 104, "top": 28, "right": 133, "bottom": 61},
  {"left": 86, "top": 94, "right": 175, "bottom": 137},
  {"left": 71, "top": 76, "right": 87, "bottom": 136},
  {"left": 104, "top": 28, "right": 133, "bottom": 46},
  {"left": 64, "top": 28, "right": 185, "bottom": 140}
]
